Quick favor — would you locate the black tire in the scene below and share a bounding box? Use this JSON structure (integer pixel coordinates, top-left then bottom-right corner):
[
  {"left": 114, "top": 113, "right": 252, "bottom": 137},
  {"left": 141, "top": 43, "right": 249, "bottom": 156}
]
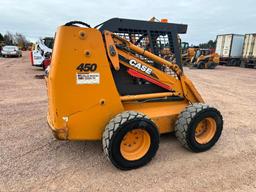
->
[
  {"left": 197, "top": 61, "right": 205, "bottom": 69},
  {"left": 175, "top": 103, "right": 223, "bottom": 152},
  {"left": 207, "top": 62, "right": 217, "bottom": 69},
  {"left": 183, "top": 59, "right": 191, "bottom": 66},
  {"left": 229, "top": 59, "right": 237, "bottom": 66},
  {"left": 102, "top": 111, "right": 159, "bottom": 170},
  {"left": 191, "top": 63, "right": 197, "bottom": 68},
  {"left": 182, "top": 61, "right": 188, "bottom": 66}
]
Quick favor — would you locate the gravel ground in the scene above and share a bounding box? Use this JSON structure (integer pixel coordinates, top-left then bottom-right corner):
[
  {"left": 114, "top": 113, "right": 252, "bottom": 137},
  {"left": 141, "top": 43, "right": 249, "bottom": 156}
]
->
[{"left": 1, "top": 52, "right": 256, "bottom": 192}]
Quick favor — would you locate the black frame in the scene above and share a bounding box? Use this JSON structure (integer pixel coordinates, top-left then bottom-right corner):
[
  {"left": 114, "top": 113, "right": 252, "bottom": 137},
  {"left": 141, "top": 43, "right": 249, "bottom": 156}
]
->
[{"left": 99, "top": 18, "right": 187, "bottom": 70}]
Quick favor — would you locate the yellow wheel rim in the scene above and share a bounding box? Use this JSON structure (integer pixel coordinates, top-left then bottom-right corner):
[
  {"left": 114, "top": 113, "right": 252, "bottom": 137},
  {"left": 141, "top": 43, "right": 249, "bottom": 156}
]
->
[
  {"left": 120, "top": 129, "right": 151, "bottom": 161},
  {"left": 195, "top": 117, "right": 217, "bottom": 144}
]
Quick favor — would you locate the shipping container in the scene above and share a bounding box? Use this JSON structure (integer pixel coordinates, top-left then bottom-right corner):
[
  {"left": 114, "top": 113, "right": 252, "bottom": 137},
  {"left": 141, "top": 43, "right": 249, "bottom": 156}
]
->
[
  {"left": 241, "top": 33, "right": 256, "bottom": 68},
  {"left": 215, "top": 34, "right": 244, "bottom": 66}
]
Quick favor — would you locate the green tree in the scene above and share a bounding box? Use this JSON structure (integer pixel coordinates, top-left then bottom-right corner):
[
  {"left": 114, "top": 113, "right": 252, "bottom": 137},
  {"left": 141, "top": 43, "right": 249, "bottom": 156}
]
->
[{"left": 199, "top": 40, "right": 216, "bottom": 49}]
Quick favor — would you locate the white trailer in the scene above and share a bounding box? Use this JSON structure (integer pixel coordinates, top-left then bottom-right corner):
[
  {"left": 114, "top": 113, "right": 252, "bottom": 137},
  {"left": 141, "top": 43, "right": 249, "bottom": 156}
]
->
[
  {"left": 215, "top": 34, "right": 244, "bottom": 66},
  {"left": 241, "top": 33, "right": 256, "bottom": 68}
]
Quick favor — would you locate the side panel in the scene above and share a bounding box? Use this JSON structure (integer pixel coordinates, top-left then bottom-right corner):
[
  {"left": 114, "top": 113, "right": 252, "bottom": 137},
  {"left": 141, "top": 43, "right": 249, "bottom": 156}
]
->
[
  {"left": 48, "top": 26, "right": 124, "bottom": 140},
  {"left": 253, "top": 34, "right": 256, "bottom": 58},
  {"left": 230, "top": 35, "right": 244, "bottom": 58},
  {"left": 242, "top": 34, "right": 256, "bottom": 59},
  {"left": 222, "top": 35, "right": 232, "bottom": 58},
  {"left": 32, "top": 50, "right": 44, "bottom": 66},
  {"left": 215, "top": 35, "right": 224, "bottom": 57},
  {"left": 123, "top": 101, "right": 189, "bottom": 134},
  {"left": 242, "top": 34, "right": 250, "bottom": 58}
]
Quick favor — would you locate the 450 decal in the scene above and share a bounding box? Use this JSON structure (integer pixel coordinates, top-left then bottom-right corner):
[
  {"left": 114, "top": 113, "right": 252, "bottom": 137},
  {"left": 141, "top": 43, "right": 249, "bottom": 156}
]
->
[{"left": 76, "top": 63, "right": 97, "bottom": 72}]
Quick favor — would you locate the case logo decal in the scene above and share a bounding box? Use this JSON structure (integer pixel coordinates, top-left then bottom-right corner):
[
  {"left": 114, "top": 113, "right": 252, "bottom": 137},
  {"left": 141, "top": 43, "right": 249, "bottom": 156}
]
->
[{"left": 129, "top": 59, "right": 152, "bottom": 75}]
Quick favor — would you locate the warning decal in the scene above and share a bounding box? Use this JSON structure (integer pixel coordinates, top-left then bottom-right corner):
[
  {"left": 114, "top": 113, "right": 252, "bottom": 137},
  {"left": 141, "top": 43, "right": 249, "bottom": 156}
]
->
[{"left": 76, "top": 73, "right": 100, "bottom": 84}]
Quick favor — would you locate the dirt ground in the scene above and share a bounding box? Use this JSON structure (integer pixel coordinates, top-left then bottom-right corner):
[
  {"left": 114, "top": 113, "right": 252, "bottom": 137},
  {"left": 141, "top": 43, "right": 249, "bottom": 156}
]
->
[{"left": 0, "top": 51, "right": 256, "bottom": 192}]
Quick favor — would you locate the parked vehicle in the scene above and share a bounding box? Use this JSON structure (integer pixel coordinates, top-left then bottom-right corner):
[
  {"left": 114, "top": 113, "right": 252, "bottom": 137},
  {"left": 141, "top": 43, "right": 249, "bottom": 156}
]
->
[
  {"left": 215, "top": 34, "right": 244, "bottom": 66},
  {"left": 1, "top": 45, "right": 22, "bottom": 57},
  {"left": 191, "top": 49, "right": 220, "bottom": 69},
  {"left": 30, "top": 37, "right": 53, "bottom": 67},
  {"left": 241, "top": 33, "right": 256, "bottom": 68}
]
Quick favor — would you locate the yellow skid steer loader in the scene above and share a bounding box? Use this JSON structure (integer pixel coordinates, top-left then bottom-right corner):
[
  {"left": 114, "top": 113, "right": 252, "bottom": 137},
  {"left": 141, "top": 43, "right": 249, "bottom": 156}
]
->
[
  {"left": 47, "top": 18, "right": 223, "bottom": 170},
  {"left": 191, "top": 49, "right": 220, "bottom": 69}
]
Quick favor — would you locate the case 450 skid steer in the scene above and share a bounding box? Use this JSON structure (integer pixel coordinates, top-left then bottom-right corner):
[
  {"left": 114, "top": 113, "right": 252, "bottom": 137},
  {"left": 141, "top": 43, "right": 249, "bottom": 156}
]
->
[
  {"left": 191, "top": 49, "right": 220, "bottom": 69},
  {"left": 47, "top": 18, "right": 223, "bottom": 170}
]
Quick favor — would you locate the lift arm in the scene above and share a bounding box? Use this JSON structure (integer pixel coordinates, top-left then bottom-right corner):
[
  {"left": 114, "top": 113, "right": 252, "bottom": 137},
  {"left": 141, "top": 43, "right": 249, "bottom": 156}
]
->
[{"left": 104, "top": 31, "right": 204, "bottom": 103}]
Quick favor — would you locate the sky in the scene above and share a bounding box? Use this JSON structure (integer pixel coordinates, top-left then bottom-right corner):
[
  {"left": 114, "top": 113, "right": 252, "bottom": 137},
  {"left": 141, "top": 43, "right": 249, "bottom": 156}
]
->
[{"left": 0, "top": 0, "right": 255, "bottom": 45}]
